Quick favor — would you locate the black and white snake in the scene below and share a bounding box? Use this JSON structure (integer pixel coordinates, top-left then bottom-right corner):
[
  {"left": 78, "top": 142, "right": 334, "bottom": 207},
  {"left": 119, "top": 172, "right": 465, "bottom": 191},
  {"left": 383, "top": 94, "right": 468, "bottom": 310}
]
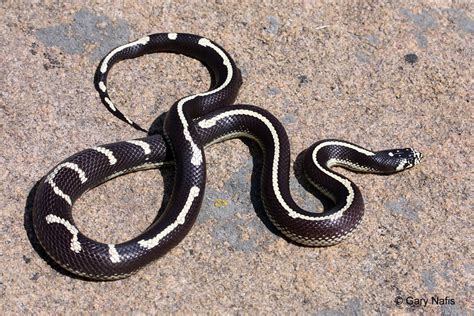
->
[{"left": 32, "top": 33, "right": 423, "bottom": 280}]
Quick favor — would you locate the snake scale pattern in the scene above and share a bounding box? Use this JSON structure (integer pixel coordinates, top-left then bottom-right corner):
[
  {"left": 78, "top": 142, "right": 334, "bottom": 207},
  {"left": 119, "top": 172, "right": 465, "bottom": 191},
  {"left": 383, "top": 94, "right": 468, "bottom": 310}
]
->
[{"left": 32, "top": 33, "right": 423, "bottom": 280}]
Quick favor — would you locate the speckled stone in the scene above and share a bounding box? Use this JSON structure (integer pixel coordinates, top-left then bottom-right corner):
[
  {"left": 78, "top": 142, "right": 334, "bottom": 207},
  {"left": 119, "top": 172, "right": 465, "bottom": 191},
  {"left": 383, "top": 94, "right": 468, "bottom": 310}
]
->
[{"left": 0, "top": 1, "right": 472, "bottom": 314}]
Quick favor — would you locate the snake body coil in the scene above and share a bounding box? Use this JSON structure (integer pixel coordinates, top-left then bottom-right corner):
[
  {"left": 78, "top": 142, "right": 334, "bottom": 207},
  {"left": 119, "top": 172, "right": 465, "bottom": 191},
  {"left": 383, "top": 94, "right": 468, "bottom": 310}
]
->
[{"left": 32, "top": 33, "right": 423, "bottom": 280}]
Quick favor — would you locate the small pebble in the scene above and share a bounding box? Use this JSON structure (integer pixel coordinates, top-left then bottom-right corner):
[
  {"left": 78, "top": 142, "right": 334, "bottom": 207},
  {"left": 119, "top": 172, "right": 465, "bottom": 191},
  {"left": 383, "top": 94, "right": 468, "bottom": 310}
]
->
[
  {"left": 297, "top": 75, "right": 309, "bottom": 86},
  {"left": 404, "top": 53, "right": 418, "bottom": 64},
  {"left": 30, "top": 273, "right": 40, "bottom": 281},
  {"left": 22, "top": 255, "right": 32, "bottom": 264}
]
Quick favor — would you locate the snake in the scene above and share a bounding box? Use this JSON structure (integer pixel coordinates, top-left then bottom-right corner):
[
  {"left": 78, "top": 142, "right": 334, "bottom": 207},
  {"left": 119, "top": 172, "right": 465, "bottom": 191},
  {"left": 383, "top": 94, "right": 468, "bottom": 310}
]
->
[{"left": 32, "top": 33, "right": 423, "bottom": 280}]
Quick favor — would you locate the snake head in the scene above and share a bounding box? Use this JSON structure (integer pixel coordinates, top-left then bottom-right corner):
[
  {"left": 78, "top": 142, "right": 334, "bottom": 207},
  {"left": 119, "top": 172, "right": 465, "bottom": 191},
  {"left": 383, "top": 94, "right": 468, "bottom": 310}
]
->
[
  {"left": 392, "top": 148, "right": 423, "bottom": 171},
  {"left": 375, "top": 148, "right": 423, "bottom": 173}
]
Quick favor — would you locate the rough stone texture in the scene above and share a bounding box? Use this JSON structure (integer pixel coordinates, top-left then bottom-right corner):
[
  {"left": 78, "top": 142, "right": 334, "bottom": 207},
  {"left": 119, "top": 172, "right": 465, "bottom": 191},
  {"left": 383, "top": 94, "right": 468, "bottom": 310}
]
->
[{"left": 1, "top": 1, "right": 472, "bottom": 314}]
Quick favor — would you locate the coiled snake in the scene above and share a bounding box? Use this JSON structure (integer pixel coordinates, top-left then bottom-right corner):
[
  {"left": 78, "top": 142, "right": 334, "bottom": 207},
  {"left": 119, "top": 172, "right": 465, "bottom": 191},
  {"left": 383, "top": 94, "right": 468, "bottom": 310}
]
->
[{"left": 32, "top": 33, "right": 423, "bottom": 280}]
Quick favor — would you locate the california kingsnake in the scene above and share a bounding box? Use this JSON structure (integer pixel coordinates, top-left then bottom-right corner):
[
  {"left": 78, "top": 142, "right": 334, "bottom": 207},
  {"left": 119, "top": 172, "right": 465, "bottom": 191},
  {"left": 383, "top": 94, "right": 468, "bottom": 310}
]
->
[{"left": 32, "top": 33, "right": 423, "bottom": 280}]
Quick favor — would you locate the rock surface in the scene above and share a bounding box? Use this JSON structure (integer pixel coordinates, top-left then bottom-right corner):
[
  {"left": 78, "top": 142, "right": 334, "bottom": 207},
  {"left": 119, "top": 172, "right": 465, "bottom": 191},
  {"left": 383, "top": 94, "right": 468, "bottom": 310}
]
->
[{"left": 0, "top": 1, "right": 472, "bottom": 314}]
